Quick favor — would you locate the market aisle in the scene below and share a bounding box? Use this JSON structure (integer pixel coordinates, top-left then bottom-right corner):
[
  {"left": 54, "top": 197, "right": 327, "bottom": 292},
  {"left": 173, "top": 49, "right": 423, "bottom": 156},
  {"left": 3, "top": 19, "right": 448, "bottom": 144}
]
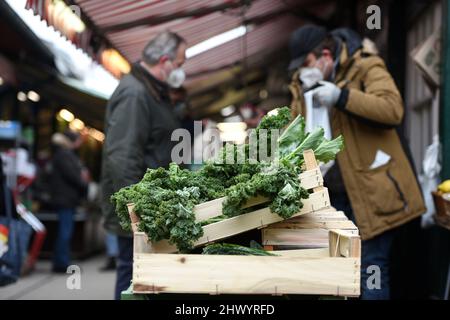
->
[{"left": 0, "top": 255, "right": 115, "bottom": 300}]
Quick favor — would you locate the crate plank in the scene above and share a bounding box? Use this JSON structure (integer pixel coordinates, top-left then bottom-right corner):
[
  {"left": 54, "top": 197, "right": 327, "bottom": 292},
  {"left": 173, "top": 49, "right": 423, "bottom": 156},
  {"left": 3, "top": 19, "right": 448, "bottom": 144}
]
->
[
  {"left": 267, "top": 220, "right": 358, "bottom": 230},
  {"left": 133, "top": 253, "right": 360, "bottom": 296},
  {"left": 274, "top": 248, "right": 330, "bottom": 258},
  {"left": 263, "top": 228, "right": 330, "bottom": 248},
  {"left": 262, "top": 228, "right": 359, "bottom": 248},
  {"left": 329, "top": 230, "right": 361, "bottom": 258}
]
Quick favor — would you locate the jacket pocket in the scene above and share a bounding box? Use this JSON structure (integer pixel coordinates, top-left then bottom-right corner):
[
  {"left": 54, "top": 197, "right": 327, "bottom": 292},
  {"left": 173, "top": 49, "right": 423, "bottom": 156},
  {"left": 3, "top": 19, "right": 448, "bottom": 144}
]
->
[{"left": 360, "top": 160, "right": 407, "bottom": 215}]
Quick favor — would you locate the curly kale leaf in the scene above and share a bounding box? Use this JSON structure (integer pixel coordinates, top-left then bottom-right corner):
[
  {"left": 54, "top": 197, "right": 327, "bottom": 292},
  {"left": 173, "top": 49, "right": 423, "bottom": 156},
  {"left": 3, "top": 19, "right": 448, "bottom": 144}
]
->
[
  {"left": 256, "top": 107, "right": 292, "bottom": 131},
  {"left": 110, "top": 184, "right": 141, "bottom": 232},
  {"left": 222, "top": 161, "right": 309, "bottom": 219},
  {"left": 112, "top": 163, "right": 229, "bottom": 252}
]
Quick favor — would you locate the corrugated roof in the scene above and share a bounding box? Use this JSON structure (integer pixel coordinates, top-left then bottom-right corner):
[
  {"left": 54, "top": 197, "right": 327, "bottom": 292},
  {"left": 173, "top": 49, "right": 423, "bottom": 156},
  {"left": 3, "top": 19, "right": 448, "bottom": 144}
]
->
[{"left": 73, "top": 0, "right": 306, "bottom": 75}]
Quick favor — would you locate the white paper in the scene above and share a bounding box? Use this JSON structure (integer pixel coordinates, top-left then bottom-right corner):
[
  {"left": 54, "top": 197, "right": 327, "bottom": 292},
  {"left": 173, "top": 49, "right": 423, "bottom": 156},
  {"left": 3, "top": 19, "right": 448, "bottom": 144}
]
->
[
  {"left": 304, "top": 91, "right": 334, "bottom": 176},
  {"left": 304, "top": 91, "right": 332, "bottom": 140},
  {"left": 369, "top": 150, "right": 391, "bottom": 170}
]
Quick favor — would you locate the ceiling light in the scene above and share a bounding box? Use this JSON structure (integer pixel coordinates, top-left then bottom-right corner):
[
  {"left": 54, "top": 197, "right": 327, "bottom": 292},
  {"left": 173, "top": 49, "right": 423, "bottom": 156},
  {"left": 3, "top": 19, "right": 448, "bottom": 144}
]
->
[
  {"left": 59, "top": 109, "right": 74, "bottom": 122},
  {"left": 186, "top": 26, "right": 249, "bottom": 59},
  {"left": 0, "top": 77, "right": 4, "bottom": 86},
  {"left": 27, "top": 90, "right": 40, "bottom": 102},
  {"left": 259, "top": 89, "right": 268, "bottom": 100},
  {"left": 69, "top": 118, "right": 85, "bottom": 131},
  {"left": 17, "top": 91, "right": 27, "bottom": 102},
  {"left": 89, "top": 128, "right": 105, "bottom": 142},
  {"left": 217, "top": 122, "right": 248, "bottom": 144}
]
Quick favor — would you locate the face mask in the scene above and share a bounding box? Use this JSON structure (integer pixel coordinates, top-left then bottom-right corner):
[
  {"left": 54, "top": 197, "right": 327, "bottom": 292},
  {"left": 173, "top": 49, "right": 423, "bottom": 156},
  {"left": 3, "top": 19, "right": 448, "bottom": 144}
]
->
[
  {"left": 314, "top": 56, "right": 333, "bottom": 80},
  {"left": 167, "top": 67, "right": 186, "bottom": 88},
  {"left": 240, "top": 107, "right": 253, "bottom": 120},
  {"left": 299, "top": 67, "right": 323, "bottom": 90}
]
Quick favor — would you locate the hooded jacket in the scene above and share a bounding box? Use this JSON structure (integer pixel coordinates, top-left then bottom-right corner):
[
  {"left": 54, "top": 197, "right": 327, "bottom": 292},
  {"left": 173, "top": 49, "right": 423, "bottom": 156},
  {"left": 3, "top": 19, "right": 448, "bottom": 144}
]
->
[{"left": 290, "top": 29, "right": 425, "bottom": 240}]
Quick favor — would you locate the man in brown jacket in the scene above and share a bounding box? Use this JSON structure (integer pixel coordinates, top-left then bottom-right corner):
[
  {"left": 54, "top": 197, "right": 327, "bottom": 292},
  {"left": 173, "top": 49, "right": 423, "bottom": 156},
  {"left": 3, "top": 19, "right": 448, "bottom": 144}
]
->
[{"left": 288, "top": 25, "right": 425, "bottom": 299}]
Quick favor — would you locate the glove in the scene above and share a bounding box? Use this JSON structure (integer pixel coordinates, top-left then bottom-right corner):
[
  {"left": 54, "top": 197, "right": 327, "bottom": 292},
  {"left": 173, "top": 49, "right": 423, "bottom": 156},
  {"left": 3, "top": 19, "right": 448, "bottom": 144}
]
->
[
  {"left": 299, "top": 67, "right": 323, "bottom": 90},
  {"left": 312, "top": 81, "right": 341, "bottom": 109}
]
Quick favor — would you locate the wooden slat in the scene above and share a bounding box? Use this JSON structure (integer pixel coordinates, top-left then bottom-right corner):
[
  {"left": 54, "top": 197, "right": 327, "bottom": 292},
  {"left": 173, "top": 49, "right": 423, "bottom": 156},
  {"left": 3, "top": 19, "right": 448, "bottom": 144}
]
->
[
  {"left": 298, "top": 168, "right": 324, "bottom": 189},
  {"left": 127, "top": 204, "right": 139, "bottom": 233},
  {"left": 266, "top": 211, "right": 350, "bottom": 229},
  {"left": 267, "top": 220, "right": 358, "bottom": 230},
  {"left": 273, "top": 248, "right": 330, "bottom": 258},
  {"left": 303, "top": 149, "right": 324, "bottom": 193},
  {"left": 329, "top": 230, "right": 361, "bottom": 258},
  {"left": 134, "top": 232, "right": 152, "bottom": 254},
  {"left": 263, "top": 228, "right": 330, "bottom": 248},
  {"left": 194, "top": 188, "right": 329, "bottom": 246},
  {"left": 133, "top": 253, "right": 360, "bottom": 296},
  {"left": 262, "top": 228, "right": 359, "bottom": 248}
]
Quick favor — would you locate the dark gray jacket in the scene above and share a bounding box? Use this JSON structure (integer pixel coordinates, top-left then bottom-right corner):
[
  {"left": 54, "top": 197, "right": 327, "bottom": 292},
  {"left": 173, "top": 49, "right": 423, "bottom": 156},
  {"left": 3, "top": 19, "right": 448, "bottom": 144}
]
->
[
  {"left": 101, "top": 63, "right": 180, "bottom": 236},
  {"left": 50, "top": 134, "right": 88, "bottom": 208}
]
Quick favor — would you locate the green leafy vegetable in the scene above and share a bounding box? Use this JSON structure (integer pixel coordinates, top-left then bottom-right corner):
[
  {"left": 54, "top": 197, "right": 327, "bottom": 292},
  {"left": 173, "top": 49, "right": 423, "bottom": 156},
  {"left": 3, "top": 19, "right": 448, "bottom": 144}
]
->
[
  {"left": 202, "top": 243, "right": 278, "bottom": 256},
  {"left": 279, "top": 115, "right": 344, "bottom": 166}
]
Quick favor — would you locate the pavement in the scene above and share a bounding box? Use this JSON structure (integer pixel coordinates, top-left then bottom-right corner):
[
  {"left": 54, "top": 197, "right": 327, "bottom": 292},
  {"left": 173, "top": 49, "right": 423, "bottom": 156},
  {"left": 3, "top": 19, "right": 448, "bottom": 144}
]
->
[{"left": 0, "top": 255, "right": 116, "bottom": 300}]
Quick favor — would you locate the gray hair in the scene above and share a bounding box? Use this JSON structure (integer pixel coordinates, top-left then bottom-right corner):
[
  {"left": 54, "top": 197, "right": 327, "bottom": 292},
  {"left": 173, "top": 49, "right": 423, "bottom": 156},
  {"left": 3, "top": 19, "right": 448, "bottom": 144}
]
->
[{"left": 142, "top": 31, "right": 185, "bottom": 65}]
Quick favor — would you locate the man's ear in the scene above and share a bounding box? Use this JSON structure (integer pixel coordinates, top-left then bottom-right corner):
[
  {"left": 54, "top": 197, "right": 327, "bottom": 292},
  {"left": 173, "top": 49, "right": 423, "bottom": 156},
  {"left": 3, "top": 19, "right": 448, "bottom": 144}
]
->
[
  {"left": 159, "top": 55, "right": 169, "bottom": 64},
  {"left": 322, "top": 48, "right": 332, "bottom": 58}
]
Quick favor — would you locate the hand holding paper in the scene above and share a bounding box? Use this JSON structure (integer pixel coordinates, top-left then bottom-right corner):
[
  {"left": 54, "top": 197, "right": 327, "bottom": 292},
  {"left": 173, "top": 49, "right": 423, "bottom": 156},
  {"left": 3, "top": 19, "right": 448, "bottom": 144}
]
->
[{"left": 312, "top": 81, "right": 341, "bottom": 109}]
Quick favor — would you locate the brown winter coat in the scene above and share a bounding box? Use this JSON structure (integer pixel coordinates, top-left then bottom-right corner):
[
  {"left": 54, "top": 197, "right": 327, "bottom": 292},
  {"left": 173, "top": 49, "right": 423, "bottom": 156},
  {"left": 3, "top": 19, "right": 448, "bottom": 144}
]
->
[{"left": 290, "top": 43, "right": 425, "bottom": 240}]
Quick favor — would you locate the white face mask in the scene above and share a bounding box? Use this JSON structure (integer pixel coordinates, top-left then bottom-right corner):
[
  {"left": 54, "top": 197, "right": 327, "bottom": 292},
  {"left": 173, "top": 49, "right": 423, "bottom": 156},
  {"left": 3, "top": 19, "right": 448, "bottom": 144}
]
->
[
  {"left": 299, "top": 67, "right": 323, "bottom": 90},
  {"left": 167, "top": 68, "right": 186, "bottom": 88}
]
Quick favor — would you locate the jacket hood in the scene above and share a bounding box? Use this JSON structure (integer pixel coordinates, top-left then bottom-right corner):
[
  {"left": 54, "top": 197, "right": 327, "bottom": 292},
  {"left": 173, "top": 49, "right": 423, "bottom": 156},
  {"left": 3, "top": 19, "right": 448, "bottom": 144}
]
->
[
  {"left": 51, "top": 133, "right": 73, "bottom": 149},
  {"left": 331, "top": 28, "right": 363, "bottom": 57}
]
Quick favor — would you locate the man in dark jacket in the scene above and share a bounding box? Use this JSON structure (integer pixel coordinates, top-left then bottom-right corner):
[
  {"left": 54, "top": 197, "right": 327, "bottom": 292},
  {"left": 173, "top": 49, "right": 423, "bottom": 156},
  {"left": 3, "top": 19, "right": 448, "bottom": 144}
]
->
[
  {"left": 50, "top": 130, "right": 88, "bottom": 272},
  {"left": 100, "top": 31, "right": 186, "bottom": 299}
]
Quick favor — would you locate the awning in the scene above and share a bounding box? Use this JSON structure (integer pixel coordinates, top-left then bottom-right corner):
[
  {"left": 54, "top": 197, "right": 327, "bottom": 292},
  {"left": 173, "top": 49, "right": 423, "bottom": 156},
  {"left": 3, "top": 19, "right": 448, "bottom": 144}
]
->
[{"left": 71, "top": 0, "right": 335, "bottom": 77}]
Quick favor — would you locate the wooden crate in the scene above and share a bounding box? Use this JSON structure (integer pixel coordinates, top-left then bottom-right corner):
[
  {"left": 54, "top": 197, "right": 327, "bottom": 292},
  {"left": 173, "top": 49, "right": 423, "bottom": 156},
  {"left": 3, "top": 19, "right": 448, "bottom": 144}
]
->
[
  {"left": 132, "top": 229, "right": 361, "bottom": 297},
  {"left": 130, "top": 149, "right": 360, "bottom": 297},
  {"left": 128, "top": 149, "right": 330, "bottom": 253},
  {"left": 262, "top": 208, "right": 359, "bottom": 250}
]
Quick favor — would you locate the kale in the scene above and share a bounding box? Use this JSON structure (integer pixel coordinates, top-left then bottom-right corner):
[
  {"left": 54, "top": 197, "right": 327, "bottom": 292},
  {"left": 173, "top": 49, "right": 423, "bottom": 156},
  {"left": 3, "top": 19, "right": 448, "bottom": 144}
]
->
[
  {"left": 111, "top": 106, "right": 344, "bottom": 252},
  {"left": 256, "top": 107, "right": 291, "bottom": 132},
  {"left": 202, "top": 243, "right": 278, "bottom": 256},
  {"left": 222, "top": 161, "right": 309, "bottom": 218},
  {"left": 112, "top": 163, "right": 227, "bottom": 252}
]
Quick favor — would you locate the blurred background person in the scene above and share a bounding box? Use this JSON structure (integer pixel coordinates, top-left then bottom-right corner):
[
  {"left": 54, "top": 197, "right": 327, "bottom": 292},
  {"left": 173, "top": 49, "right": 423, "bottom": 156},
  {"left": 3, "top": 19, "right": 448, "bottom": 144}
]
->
[{"left": 49, "top": 130, "right": 89, "bottom": 273}]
